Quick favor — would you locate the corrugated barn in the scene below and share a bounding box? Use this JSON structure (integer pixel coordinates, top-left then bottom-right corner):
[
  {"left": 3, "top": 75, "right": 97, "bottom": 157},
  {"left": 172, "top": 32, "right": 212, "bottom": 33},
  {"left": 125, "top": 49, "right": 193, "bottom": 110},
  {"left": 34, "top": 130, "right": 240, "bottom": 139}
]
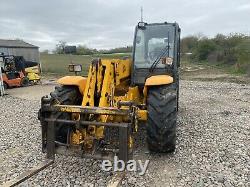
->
[{"left": 0, "top": 39, "right": 39, "bottom": 63}]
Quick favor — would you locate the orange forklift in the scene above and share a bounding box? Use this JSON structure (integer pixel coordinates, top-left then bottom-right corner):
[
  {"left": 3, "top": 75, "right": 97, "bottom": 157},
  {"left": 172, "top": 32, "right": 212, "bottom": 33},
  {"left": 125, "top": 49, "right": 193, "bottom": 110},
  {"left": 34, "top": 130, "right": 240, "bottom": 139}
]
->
[{"left": 0, "top": 54, "right": 29, "bottom": 89}]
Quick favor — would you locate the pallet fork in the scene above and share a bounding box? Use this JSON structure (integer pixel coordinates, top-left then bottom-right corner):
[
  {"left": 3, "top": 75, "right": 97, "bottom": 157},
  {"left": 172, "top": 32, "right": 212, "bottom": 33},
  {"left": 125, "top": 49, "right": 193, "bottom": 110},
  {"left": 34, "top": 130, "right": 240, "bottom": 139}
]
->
[{"left": 2, "top": 97, "right": 134, "bottom": 187}]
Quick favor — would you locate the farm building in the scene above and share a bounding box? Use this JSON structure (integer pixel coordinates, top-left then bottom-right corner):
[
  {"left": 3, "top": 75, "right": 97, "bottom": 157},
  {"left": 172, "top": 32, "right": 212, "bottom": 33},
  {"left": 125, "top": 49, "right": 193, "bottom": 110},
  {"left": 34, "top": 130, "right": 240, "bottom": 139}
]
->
[{"left": 0, "top": 39, "right": 39, "bottom": 63}]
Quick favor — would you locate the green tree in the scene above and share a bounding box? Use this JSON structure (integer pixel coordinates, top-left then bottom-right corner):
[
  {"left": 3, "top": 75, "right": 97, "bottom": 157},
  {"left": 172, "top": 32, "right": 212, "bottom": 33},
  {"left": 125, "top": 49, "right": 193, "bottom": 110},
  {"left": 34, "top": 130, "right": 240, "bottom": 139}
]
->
[
  {"left": 235, "top": 39, "right": 250, "bottom": 73},
  {"left": 55, "top": 41, "right": 67, "bottom": 54},
  {"left": 180, "top": 36, "right": 198, "bottom": 53},
  {"left": 76, "top": 45, "right": 97, "bottom": 55},
  {"left": 192, "top": 39, "right": 217, "bottom": 61}
]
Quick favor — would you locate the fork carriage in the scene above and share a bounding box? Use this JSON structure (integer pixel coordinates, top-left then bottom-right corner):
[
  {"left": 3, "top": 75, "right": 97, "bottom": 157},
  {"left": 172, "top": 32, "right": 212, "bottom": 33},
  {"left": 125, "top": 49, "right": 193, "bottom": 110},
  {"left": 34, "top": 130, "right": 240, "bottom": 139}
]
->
[{"left": 39, "top": 96, "right": 141, "bottom": 162}]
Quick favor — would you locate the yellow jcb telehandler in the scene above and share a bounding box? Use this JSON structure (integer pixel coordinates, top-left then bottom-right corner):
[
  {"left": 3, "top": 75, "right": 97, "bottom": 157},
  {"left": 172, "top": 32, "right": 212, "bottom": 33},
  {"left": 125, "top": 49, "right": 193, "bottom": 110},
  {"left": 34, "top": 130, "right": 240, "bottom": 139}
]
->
[
  {"left": 3, "top": 21, "right": 181, "bottom": 186},
  {"left": 39, "top": 22, "right": 181, "bottom": 162}
]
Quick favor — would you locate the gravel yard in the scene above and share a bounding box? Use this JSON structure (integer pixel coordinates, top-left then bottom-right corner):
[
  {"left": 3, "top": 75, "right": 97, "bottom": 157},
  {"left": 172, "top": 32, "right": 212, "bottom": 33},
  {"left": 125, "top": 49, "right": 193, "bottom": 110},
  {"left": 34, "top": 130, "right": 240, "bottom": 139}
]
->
[{"left": 0, "top": 80, "right": 249, "bottom": 187}]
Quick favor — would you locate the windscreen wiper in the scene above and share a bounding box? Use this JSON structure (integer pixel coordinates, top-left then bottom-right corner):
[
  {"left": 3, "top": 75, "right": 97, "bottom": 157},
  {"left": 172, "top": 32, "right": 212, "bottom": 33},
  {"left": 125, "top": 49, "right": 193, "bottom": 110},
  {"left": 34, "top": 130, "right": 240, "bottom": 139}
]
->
[
  {"left": 149, "top": 44, "right": 170, "bottom": 72},
  {"left": 149, "top": 32, "right": 170, "bottom": 73}
]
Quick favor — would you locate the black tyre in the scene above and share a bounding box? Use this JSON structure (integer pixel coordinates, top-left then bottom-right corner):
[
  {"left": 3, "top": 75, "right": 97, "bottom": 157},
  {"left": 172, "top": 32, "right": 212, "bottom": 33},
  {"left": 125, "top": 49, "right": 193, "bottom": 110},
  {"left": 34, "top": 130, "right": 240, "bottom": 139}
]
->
[
  {"left": 29, "top": 80, "right": 35, "bottom": 86},
  {"left": 50, "top": 86, "right": 82, "bottom": 143},
  {"left": 3, "top": 82, "right": 8, "bottom": 89},
  {"left": 147, "top": 84, "right": 177, "bottom": 153},
  {"left": 21, "top": 77, "right": 29, "bottom": 87},
  {"left": 176, "top": 72, "right": 180, "bottom": 111}
]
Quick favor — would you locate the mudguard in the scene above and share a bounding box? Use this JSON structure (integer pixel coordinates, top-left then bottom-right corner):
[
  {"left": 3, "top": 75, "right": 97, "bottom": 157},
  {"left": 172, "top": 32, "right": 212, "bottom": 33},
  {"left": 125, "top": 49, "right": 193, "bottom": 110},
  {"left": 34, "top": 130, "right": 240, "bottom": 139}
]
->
[
  {"left": 57, "top": 76, "right": 87, "bottom": 95},
  {"left": 143, "top": 75, "right": 173, "bottom": 100},
  {"left": 145, "top": 75, "right": 173, "bottom": 86}
]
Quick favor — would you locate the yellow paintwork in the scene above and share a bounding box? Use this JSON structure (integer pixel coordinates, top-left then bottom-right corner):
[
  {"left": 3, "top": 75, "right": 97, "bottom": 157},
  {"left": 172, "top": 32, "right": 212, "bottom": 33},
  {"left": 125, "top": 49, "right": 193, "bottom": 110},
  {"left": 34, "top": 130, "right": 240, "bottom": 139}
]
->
[
  {"left": 113, "top": 87, "right": 140, "bottom": 107},
  {"left": 127, "top": 87, "right": 140, "bottom": 103},
  {"left": 27, "top": 72, "right": 40, "bottom": 81},
  {"left": 65, "top": 59, "right": 135, "bottom": 147},
  {"left": 80, "top": 59, "right": 133, "bottom": 141},
  {"left": 25, "top": 66, "right": 41, "bottom": 82},
  {"left": 63, "top": 58, "right": 148, "bottom": 148},
  {"left": 60, "top": 106, "right": 81, "bottom": 113},
  {"left": 145, "top": 75, "right": 173, "bottom": 86},
  {"left": 57, "top": 76, "right": 87, "bottom": 95},
  {"left": 137, "top": 110, "right": 147, "bottom": 121},
  {"left": 81, "top": 65, "right": 97, "bottom": 106},
  {"left": 25, "top": 66, "right": 40, "bottom": 74},
  {"left": 129, "top": 136, "right": 133, "bottom": 149},
  {"left": 71, "top": 130, "right": 84, "bottom": 144}
]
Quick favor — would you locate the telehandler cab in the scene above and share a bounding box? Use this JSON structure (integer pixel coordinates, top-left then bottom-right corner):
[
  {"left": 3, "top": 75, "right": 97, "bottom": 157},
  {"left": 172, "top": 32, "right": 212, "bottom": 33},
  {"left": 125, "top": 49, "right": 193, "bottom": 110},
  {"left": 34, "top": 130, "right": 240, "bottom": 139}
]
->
[{"left": 39, "top": 22, "right": 181, "bottom": 162}]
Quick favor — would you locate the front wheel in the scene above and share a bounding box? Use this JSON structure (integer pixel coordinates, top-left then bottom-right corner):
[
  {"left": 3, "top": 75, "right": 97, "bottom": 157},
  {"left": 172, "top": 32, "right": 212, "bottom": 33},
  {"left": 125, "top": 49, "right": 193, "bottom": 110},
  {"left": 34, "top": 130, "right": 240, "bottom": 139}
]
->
[
  {"left": 49, "top": 86, "right": 82, "bottom": 143},
  {"left": 146, "top": 84, "right": 178, "bottom": 153}
]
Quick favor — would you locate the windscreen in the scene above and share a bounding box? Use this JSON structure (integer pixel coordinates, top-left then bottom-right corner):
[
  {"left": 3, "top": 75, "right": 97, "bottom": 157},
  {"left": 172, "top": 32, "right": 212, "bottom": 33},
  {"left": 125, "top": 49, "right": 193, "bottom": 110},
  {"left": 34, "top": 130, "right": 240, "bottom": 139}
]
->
[{"left": 134, "top": 24, "right": 175, "bottom": 68}]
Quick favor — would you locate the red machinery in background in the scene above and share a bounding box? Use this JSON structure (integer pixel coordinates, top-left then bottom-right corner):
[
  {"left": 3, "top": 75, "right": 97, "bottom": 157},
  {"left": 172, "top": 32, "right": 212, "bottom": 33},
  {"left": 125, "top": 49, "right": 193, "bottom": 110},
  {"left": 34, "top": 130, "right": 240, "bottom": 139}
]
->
[{"left": 0, "top": 54, "right": 29, "bottom": 89}]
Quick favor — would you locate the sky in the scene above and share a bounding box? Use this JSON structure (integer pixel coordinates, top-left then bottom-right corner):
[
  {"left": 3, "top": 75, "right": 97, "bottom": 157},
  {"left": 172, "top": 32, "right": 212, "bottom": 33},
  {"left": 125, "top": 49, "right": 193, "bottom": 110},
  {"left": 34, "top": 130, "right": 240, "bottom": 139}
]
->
[{"left": 0, "top": 0, "right": 249, "bottom": 51}]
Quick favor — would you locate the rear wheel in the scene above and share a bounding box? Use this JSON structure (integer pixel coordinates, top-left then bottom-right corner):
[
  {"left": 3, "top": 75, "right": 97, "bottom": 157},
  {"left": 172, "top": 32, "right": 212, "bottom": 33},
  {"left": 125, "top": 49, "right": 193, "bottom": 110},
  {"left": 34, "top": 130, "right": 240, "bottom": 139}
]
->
[
  {"left": 3, "top": 82, "right": 8, "bottom": 89},
  {"left": 21, "top": 77, "right": 29, "bottom": 87},
  {"left": 147, "top": 84, "right": 177, "bottom": 153},
  {"left": 49, "top": 86, "right": 82, "bottom": 143},
  {"left": 29, "top": 80, "right": 35, "bottom": 86}
]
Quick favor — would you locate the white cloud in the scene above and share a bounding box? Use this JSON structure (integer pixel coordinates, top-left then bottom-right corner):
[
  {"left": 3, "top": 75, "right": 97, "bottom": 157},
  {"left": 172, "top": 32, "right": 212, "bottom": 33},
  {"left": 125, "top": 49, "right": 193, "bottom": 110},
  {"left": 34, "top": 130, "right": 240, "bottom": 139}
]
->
[
  {"left": 0, "top": 0, "right": 249, "bottom": 50},
  {"left": 237, "top": 3, "right": 250, "bottom": 10}
]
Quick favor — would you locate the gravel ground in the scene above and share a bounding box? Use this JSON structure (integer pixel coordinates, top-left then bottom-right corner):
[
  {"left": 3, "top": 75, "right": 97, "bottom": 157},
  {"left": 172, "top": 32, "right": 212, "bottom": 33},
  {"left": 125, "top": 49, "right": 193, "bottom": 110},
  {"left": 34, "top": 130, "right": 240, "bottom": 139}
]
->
[{"left": 0, "top": 80, "right": 249, "bottom": 187}]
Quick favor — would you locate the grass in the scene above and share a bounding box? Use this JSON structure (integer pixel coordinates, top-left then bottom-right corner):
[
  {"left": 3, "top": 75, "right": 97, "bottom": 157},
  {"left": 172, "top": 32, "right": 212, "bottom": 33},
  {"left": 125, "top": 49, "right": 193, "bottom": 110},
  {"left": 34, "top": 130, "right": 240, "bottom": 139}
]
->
[
  {"left": 40, "top": 54, "right": 250, "bottom": 83},
  {"left": 40, "top": 53, "right": 131, "bottom": 76},
  {"left": 40, "top": 54, "right": 232, "bottom": 77},
  {"left": 180, "top": 58, "right": 250, "bottom": 84},
  {"left": 195, "top": 60, "right": 249, "bottom": 75},
  {"left": 181, "top": 58, "right": 239, "bottom": 75}
]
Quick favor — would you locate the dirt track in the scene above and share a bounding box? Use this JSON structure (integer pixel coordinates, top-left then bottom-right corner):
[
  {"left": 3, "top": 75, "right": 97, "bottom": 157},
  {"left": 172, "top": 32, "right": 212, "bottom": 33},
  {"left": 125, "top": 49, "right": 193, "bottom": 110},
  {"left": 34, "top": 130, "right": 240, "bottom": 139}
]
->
[{"left": 5, "top": 83, "right": 55, "bottom": 100}]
